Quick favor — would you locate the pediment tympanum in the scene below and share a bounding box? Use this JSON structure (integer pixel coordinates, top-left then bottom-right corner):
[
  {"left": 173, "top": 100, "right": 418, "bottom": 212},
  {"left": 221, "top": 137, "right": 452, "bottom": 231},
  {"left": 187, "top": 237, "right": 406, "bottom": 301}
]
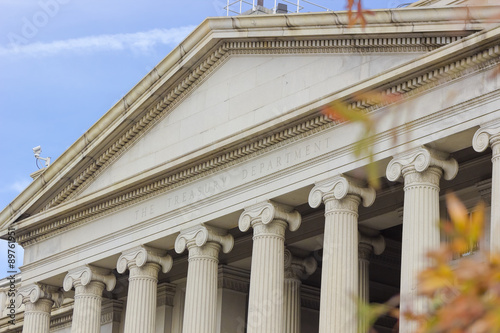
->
[{"left": 75, "top": 48, "right": 435, "bottom": 200}]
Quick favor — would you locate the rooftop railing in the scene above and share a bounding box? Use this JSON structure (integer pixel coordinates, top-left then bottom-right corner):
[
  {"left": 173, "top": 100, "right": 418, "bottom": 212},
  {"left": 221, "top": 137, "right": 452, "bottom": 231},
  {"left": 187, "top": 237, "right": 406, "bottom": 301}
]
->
[{"left": 224, "top": 0, "right": 332, "bottom": 16}]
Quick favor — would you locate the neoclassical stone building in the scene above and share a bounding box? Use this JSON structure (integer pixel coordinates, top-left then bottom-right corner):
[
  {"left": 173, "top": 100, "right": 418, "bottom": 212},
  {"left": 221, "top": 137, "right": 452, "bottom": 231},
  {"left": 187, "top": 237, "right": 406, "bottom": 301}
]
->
[{"left": 1, "top": 0, "right": 500, "bottom": 332}]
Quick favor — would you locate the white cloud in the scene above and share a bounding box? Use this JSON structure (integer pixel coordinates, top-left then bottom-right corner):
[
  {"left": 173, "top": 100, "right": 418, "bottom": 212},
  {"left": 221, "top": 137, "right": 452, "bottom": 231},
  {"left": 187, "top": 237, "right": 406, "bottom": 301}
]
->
[
  {"left": 0, "top": 179, "right": 31, "bottom": 194},
  {"left": 9, "top": 179, "right": 31, "bottom": 193},
  {"left": 0, "top": 26, "right": 196, "bottom": 57}
]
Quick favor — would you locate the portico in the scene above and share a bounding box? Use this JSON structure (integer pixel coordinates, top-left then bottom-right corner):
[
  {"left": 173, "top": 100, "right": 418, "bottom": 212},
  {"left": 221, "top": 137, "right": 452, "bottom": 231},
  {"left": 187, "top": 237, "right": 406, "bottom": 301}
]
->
[{"left": 1, "top": 3, "right": 500, "bottom": 333}]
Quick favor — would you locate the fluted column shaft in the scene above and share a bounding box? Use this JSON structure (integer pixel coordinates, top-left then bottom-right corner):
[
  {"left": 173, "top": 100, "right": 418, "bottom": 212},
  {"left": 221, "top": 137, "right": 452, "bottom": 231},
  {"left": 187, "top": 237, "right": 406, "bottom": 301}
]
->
[
  {"left": 309, "top": 175, "right": 375, "bottom": 333},
  {"left": 492, "top": 137, "right": 500, "bottom": 251},
  {"left": 239, "top": 200, "right": 301, "bottom": 333},
  {"left": 321, "top": 195, "right": 360, "bottom": 333},
  {"left": 23, "top": 299, "right": 53, "bottom": 333},
  {"left": 358, "top": 243, "right": 372, "bottom": 304},
  {"left": 18, "top": 283, "right": 62, "bottom": 333},
  {"left": 175, "top": 225, "right": 233, "bottom": 333},
  {"left": 124, "top": 264, "right": 160, "bottom": 332},
  {"left": 387, "top": 146, "right": 458, "bottom": 333},
  {"left": 63, "top": 265, "right": 116, "bottom": 333},
  {"left": 72, "top": 281, "right": 105, "bottom": 333},
  {"left": 183, "top": 243, "right": 220, "bottom": 333},
  {"left": 284, "top": 277, "right": 301, "bottom": 333},
  {"left": 402, "top": 167, "right": 441, "bottom": 331},
  {"left": 283, "top": 249, "right": 317, "bottom": 333},
  {"left": 358, "top": 233, "right": 385, "bottom": 307},
  {"left": 474, "top": 124, "right": 500, "bottom": 252},
  {"left": 248, "top": 220, "right": 287, "bottom": 333},
  {"left": 358, "top": 233, "right": 385, "bottom": 333},
  {"left": 117, "top": 245, "right": 173, "bottom": 333}
]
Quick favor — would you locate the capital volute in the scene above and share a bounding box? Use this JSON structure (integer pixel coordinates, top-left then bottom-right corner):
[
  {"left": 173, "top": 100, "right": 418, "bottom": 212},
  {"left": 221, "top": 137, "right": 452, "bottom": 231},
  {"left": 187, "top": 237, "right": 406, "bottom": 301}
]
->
[
  {"left": 386, "top": 146, "right": 458, "bottom": 182},
  {"left": 308, "top": 174, "right": 375, "bottom": 209},
  {"left": 175, "top": 225, "right": 234, "bottom": 254},
  {"left": 284, "top": 249, "right": 317, "bottom": 280},
  {"left": 16, "top": 283, "right": 63, "bottom": 309},
  {"left": 473, "top": 119, "right": 500, "bottom": 152},
  {"left": 359, "top": 233, "right": 385, "bottom": 256},
  {"left": 238, "top": 200, "right": 301, "bottom": 233},
  {"left": 117, "top": 245, "right": 173, "bottom": 274},
  {"left": 63, "top": 265, "right": 116, "bottom": 292}
]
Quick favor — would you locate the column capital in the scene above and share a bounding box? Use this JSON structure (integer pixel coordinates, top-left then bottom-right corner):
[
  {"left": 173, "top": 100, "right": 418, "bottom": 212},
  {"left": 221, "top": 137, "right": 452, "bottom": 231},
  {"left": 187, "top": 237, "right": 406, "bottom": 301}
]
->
[
  {"left": 63, "top": 265, "right": 116, "bottom": 292},
  {"left": 359, "top": 233, "right": 386, "bottom": 255},
  {"left": 386, "top": 146, "right": 458, "bottom": 182},
  {"left": 473, "top": 119, "right": 500, "bottom": 153},
  {"left": 16, "top": 283, "right": 63, "bottom": 309},
  {"left": 238, "top": 200, "right": 301, "bottom": 232},
  {"left": 117, "top": 245, "right": 173, "bottom": 274},
  {"left": 284, "top": 249, "right": 317, "bottom": 281},
  {"left": 358, "top": 233, "right": 385, "bottom": 261},
  {"left": 308, "top": 174, "right": 375, "bottom": 209},
  {"left": 175, "top": 225, "right": 234, "bottom": 254}
]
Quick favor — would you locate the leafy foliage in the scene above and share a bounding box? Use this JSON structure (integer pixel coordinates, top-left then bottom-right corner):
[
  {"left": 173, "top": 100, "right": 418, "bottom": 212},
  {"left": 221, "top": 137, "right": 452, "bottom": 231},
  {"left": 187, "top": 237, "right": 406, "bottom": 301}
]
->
[
  {"left": 322, "top": 91, "right": 402, "bottom": 189},
  {"left": 346, "top": 0, "right": 373, "bottom": 26},
  {"left": 335, "top": 2, "right": 500, "bottom": 331},
  {"left": 407, "top": 194, "right": 500, "bottom": 333},
  {"left": 358, "top": 194, "right": 500, "bottom": 333}
]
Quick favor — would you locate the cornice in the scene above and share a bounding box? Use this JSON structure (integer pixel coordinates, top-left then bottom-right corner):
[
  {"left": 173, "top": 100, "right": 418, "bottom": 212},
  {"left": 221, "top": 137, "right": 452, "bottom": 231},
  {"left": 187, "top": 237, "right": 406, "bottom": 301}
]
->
[
  {"left": 1, "top": 6, "right": 499, "bottom": 230},
  {"left": 9, "top": 23, "right": 500, "bottom": 246}
]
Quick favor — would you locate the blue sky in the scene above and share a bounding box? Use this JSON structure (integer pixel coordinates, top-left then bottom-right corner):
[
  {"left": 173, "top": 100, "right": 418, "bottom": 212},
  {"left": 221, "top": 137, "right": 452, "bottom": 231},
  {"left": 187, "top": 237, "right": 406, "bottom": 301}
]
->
[{"left": 0, "top": 0, "right": 403, "bottom": 277}]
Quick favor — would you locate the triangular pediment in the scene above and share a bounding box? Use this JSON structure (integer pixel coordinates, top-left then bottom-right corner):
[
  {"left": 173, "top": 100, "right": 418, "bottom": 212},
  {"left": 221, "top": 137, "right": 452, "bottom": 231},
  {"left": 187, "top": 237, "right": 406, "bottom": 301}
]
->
[
  {"left": 3, "top": 6, "right": 493, "bottom": 235},
  {"left": 73, "top": 45, "right": 443, "bottom": 200}
]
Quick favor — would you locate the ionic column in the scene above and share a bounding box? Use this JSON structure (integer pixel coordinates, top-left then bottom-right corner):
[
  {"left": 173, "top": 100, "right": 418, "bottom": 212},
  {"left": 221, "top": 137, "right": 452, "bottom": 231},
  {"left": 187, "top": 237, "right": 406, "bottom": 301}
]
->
[
  {"left": 239, "top": 200, "right": 301, "bottom": 333},
  {"left": 473, "top": 120, "right": 500, "bottom": 252},
  {"left": 117, "top": 245, "right": 173, "bottom": 333},
  {"left": 358, "top": 233, "right": 385, "bottom": 333},
  {"left": 358, "top": 233, "right": 385, "bottom": 303},
  {"left": 386, "top": 146, "right": 458, "bottom": 332},
  {"left": 175, "top": 225, "right": 234, "bottom": 333},
  {"left": 309, "top": 175, "right": 375, "bottom": 333},
  {"left": 283, "top": 249, "right": 317, "bottom": 333},
  {"left": 17, "top": 283, "right": 63, "bottom": 333},
  {"left": 63, "top": 265, "right": 116, "bottom": 333}
]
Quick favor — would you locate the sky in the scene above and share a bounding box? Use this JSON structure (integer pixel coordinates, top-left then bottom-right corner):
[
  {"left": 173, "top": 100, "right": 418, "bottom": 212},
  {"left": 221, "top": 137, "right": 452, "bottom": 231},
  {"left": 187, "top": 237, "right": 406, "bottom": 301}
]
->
[{"left": 0, "top": 0, "right": 406, "bottom": 277}]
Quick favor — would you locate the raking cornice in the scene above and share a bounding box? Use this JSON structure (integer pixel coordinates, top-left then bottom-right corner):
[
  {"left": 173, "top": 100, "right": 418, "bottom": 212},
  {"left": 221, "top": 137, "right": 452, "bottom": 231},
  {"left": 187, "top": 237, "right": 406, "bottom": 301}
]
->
[
  {"left": 1, "top": 6, "right": 500, "bottom": 237},
  {"left": 14, "top": 30, "right": 500, "bottom": 246}
]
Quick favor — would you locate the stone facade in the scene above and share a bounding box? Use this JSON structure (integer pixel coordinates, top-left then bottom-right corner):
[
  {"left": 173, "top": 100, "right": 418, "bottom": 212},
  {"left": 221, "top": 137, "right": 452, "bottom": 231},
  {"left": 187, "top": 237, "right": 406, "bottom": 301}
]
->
[{"left": 1, "top": 2, "right": 500, "bottom": 332}]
